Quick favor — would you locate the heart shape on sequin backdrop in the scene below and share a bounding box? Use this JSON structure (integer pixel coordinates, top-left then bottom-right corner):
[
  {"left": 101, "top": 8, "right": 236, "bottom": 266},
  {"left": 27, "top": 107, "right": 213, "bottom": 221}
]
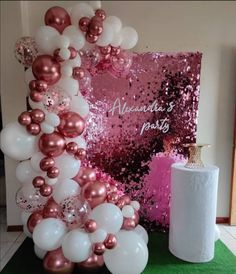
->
[{"left": 85, "top": 52, "right": 202, "bottom": 231}]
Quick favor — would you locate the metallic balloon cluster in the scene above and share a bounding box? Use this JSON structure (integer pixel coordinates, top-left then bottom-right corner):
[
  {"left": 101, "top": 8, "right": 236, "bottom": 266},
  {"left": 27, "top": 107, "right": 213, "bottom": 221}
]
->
[{"left": 2, "top": 1, "right": 149, "bottom": 274}]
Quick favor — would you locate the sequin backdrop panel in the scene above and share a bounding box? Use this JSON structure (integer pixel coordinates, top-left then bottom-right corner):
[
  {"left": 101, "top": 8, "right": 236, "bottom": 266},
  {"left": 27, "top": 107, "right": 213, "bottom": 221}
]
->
[{"left": 86, "top": 52, "right": 202, "bottom": 230}]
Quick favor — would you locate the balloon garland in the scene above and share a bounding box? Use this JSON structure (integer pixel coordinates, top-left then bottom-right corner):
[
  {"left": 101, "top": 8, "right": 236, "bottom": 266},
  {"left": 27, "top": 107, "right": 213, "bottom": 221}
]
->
[{"left": 1, "top": 1, "right": 149, "bottom": 274}]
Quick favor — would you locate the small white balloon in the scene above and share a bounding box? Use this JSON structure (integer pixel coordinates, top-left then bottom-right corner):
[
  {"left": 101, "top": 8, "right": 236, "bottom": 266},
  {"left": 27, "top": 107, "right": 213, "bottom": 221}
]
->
[
  {"left": 111, "top": 32, "right": 123, "bottom": 47},
  {"left": 61, "top": 64, "right": 73, "bottom": 77},
  {"left": 130, "top": 201, "right": 140, "bottom": 211},
  {"left": 30, "top": 151, "right": 45, "bottom": 173},
  {"left": 53, "top": 179, "right": 80, "bottom": 204},
  {"left": 35, "top": 26, "right": 59, "bottom": 54},
  {"left": 97, "top": 22, "right": 114, "bottom": 47},
  {"left": 46, "top": 178, "right": 58, "bottom": 186},
  {"left": 90, "top": 228, "right": 107, "bottom": 243},
  {"left": 120, "top": 27, "right": 138, "bottom": 50},
  {"left": 59, "top": 48, "right": 71, "bottom": 60},
  {"left": 21, "top": 211, "right": 31, "bottom": 225},
  {"left": 88, "top": 1, "right": 101, "bottom": 10},
  {"left": 70, "top": 95, "right": 89, "bottom": 118},
  {"left": 55, "top": 154, "right": 81, "bottom": 181},
  {"left": 23, "top": 225, "right": 32, "bottom": 238},
  {"left": 45, "top": 113, "right": 60, "bottom": 127},
  {"left": 0, "top": 122, "right": 38, "bottom": 161},
  {"left": 122, "top": 205, "right": 135, "bottom": 218},
  {"left": 16, "top": 160, "right": 41, "bottom": 183},
  {"left": 134, "top": 225, "right": 149, "bottom": 244},
  {"left": 89, "top": 203, "right": 123, "bottom": 234},
  {"left": 34, "top": 244, "right": 47, "bottom": 260},
  {"left": 62, "top": 229, "right": 92, "bottom": 262},
  {"left": 105, "top": 16, "right": 122, "bottom": 33},
  {"left": 70, "top": 3, "right": 94, "bottom": 25},
  {"left": 33, "top": 218, "right": 67, "bottom": 251},
  {"left": 104, "top": 231, "right": 148, "bottom": 274},
  {"left": 41, "top": 122, "right": 54, "bottom": 134},
  {"left": 57, "top": 77, "right": 79, "bottom": 96},
  {"left": 54, "top": 35, "right": 70, "bottom": 49},
  {"left": 215, "top": 225, "right": 221, "bottom": 241},
  {"left": 28, "top": 98, "right": 46, "bottom": 112},
  {"left": 67, "top": 136, "right": 87, "bottom": 149},
  {"left": 63, "top": 25, "right": 85, "bottom": 51},
  {"left": 65, "top": 55, "right": 81, "bottom": 68}
]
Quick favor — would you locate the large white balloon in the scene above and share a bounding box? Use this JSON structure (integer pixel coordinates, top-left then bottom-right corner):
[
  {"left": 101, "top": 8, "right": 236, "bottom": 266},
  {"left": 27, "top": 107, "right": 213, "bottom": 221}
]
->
[
  {"left": 40, "top": 122, "right": 54, "bottom": 134},
  {"left": 33, "top": 218, "right": 67, "bottom": 251},
  {"left": 34, "top": 244, "right": 47, "bottom": 260},
  {"left": 53, "top": 35, "right": 70, "bottom": 49},
  {"left": 16, "top": 160, "right": 43, "bottom": 183},
  {"left": 53, "top": 179, "right": 80, "bottom": 204},
  {"left": 0, "top": 122, "right": 38, "bottom": 161},
  {"left": 30, "top": 151, "right": 45, "bottom": 172},
  {"left": 105, "top": 16, "right": 122, "bottom": 33},
  {"left": 134, "top": 225, "right": 149, "bottom": 244},
  {"left": 70, "top": 95, "right": 89, "bottom": 118},
  {"left": 35, "top": 26, "right": 59, "bottom": 54},
  {"left": 63, "top": 26, "right": 85, "bottom": 51},
  {"left": 104, "top": 231, "right": 148, "bottom": 274},
  {"left": 57, "top": 77, "right": 79, "bottom": 97},
  {"left": 55, "top": 154, "right": 81, "bottom": 181},
  {"left": 62, "top": 229, "right": 92, "bottom": 262},
  {"left": 120, "top": 27, "right": 138, "bottom": 50},
  {"left": 70, "top": 3, "right": 94, "bottom": 25},
  {"left": 111, "top": 32, "right": 123, "bottom": 47},
  {"left": 89, "top": 203, "right": 123, "bottom": 234},
  {"left": 97, "top": 22, "right": 114, "bottom": 47},
  {"left": 88, "top": 1, "right": 101, "bottom": 10}
]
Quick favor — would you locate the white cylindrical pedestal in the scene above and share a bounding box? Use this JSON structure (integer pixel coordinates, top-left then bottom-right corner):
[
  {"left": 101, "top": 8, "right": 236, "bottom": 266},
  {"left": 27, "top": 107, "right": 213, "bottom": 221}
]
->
[{"left": 169, "top": 163, "right": 219, "bottom": 263}]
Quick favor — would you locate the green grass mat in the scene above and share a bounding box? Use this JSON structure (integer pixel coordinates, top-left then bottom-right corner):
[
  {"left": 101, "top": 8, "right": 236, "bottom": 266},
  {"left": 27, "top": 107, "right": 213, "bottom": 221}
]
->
[{"left": 1, "top": 233, "right": 236, "bottom": 274}]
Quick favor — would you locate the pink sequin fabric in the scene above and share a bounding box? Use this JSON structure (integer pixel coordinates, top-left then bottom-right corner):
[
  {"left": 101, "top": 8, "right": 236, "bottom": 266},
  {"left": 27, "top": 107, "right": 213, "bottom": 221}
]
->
[{"left": 85, "top": 52, "right": 202, "bottom": 231}]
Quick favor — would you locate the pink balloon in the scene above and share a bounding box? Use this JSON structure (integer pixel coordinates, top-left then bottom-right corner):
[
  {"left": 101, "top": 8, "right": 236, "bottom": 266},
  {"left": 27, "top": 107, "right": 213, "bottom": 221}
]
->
[
  {"left": 29, "top": 80, "right": 48, "bottom": 93},
  {"left": 72, "top": 67, "right": 85, "bottom": 80},
  {"left": 26, "top": 123, "right": 41, "bottom": 135},
  {"left": 32, "top": 176, "right": 45, "bottom": 188},
  {"left": 89, "top": 17, "right": 103, "bottom": 36},
  {"left": 73, "top": 167, "right": 96, "bottom": 186},
  {"left": 110, "top": 50, "right": 133, "bottom": 78},
  {"left": 40, "top": 157, "right": 55, "bottom": 171},
  {"left": 40, "top": 184, "right": 53, "bottom": 197},
  {"left": 30, "top": 109, "right": 45, "bottom": 123},
  {"left": 32, "top": 55, "right": 61, "bottom": 85},
  {"left": 43, "top": 197, "right": 61, "bottom": 218},
  {"left": 104, "top": 234, "right": 117, "bottom": 249},
  {"left": 66, "top": 142, "right": 78, "bottom": 155},
  {"left": 93, "top": 243, "right": 106, "bottom": 256},
  {"left": 122, "top": 217, "right": 136, "bottom": 230},
  {"left": 30, "top": 90, "right": 43, "bottom": 102},
  {"left": 47, "top": 166, "right": 60, "bottom": 178},
  {"left": 86, "top": 32, "right": 99, "bottom": 44},
  {"left": 74, "top": 148, "right": 87, "bottom": 161},
  {"left": 77, "top": 254, "right": 104, "bottom": 272},
  {"left": 95, "top": 9, "right": 106, "bottom": 21},
  {"left": 39, "top": 132, "right": 66, "bottom": 157},
  {"left": 18, "top": 111, "right": 31, "bottom": 126},
  {"left": 43, "top": 248, "right": 74, "bottom": 274},
  {"left": 84, "top": 219, "right": 97, "bottom": 233},
  {"left": 44, "top": 6, "right": 71, "bottom": 33},
  {"left": 27, "top": 210, "right": 43, "bottom": 233},
  {"left": 57, "top": 111, "right": 85, "bottom": 138},
  {"left": 79, "top": 17, "right": 90, "bottom": 32}
]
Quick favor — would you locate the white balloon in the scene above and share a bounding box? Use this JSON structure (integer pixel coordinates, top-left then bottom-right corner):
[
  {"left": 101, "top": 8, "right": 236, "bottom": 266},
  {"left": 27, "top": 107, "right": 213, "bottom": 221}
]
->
[
  {"left": 23, "top": 225, "right": 32, "bottom": 238},
  {"left": 134, "top": 225, "right": 149, "bottom": 244},
  {"left": 88, "top": 1, "right": 101, "bottom": 10},
  {"left": 64, "top": 55, "right": 81, "bottom": 68},
  {"left": 90, "top": 228, "right": 107, "bottom": 243},
  {"left": 33, "top": 218, "right": 67, "bottom": 251},
  {"left": 122, "top": 205, "right": 134, "bottom": 218},
  {"left": 61, "top": 64, "right": 73, "bottom": 77},
  {"left": 53, "top": 179, "right": 80, "bottom": 204},
  {"left": 28, "top": 98, "right": 46, "bottom": 112},
  {"left": 70, "top": 3, "right": 94, "bottom": 25},
  {"left": 63, "top": 26, "right": 85, "bottom": 51},
  {"left": 24, "top": 68, "right": 35, "bottom": 85},
  {"left": 35, "top": 26, "right": 59, "bottom": 54},
  {"left": 104, "top": 231, "right": 148, "bottom": 274},
  {"left": 55, "top": 154, "right": 81, "bottom": 181},
  {"left": 97, "top": 22, "right": 114, "bottom": 47},
  {"left": 53, "top": 35, "right": 70, "bottom": 49},
  {"left": 215, "top": 225, "right": 220, "bottom": 241},
  {"left": 111, "top": 32, "right": 123, "bottom": 47},
  {"left": 59, "top": 48, "right": 71, "bottom": 61},
  {"left": 21, "top": 211, "right": 31, "bottom": 225},
  {"left": 62, "top": 229, "right": 92, "bottom": 262},
  {"left": 0, "top": 122, "right": 38, "bottom": 161},
  {"left": 105, "top": 16, "right": 122, "bottom": 33},
  {"left": 16, "top": 160, "right": 42, "bottom": 183},
  {"left": 70, "top": 95, "right": 89, "bottom": 118},
  {"left": 120, "top": 27, "right": 138, "bottom": 50},
  {"left": 89, "top": 203, "right": 123, "bottom": 234},
  {"left": 46, "top": 178, "right": 58, "bottom": 186},
  {"left": 41, "top": 122, "right": 54, "bottom": 134},
  {"left": 130, "top": 201, "right": 140, "bottom": 211},
  {"left": 45, "top": 113, "right": 60, "bottom": 127},
  {"left": 30, "top": 151, "right": 45, "bottom": 172},
  {"left": 57, "top": 77, "right": 79, "bottom": 96},
  {"left": 34, "top": 244, "right": 47, "bottom": 259},
  {"left": 67, "top": 136, "right": 87, "bottom": 149}
]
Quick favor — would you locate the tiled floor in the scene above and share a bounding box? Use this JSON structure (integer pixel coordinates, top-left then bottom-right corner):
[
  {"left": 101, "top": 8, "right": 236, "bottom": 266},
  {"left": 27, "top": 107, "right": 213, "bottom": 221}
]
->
[{"left": 0, "top": 207, "right": 235, "bottom": 271}]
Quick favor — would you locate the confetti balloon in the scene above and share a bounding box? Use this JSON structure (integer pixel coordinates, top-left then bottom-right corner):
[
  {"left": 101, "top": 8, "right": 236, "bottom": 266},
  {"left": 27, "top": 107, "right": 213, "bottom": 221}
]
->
[{"left": 14, "top": 37, "right": 38, "bottom": 67}]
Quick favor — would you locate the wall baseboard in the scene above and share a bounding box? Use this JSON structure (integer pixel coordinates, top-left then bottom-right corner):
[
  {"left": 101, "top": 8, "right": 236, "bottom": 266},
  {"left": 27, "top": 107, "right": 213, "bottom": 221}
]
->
[{"left": 7, "top": 217, "right": 230, "bottom": 232}]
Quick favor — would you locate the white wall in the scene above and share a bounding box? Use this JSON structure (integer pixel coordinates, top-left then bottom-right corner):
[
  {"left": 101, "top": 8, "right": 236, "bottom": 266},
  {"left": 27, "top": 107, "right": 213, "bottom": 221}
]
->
[{"left": 1, "top": 1, "right": 235, "bottom": 225}]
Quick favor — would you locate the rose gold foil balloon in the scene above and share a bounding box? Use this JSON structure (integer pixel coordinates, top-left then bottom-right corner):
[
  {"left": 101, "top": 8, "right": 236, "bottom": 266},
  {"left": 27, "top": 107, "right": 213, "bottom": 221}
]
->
[
  {"left": 30, "top": 109, "right": 45, "bottom": 123},
  {"left": 81, "top": 181, "right": 107, "bottom": 209},
  {"left": 72, "top": 67, "right": 85, "bottom": 80},
  {"left": 47, "top": 166, "right": 60, "bottom": 178},
  {"left": 77, "top": 254, "right": 104, "bottom": 272},
  {"left": 95, "top": 9, "right": 106, "bottom": 21},
  {"left": 86, "top": 32, "right": 99, "bottom": 44},
  {"left": 89, "top": 18, "right": 103, "bottom": 36},
  {"left": 79, "top": 17, "right": 90, "bottom": 32},
  {"left": 111, "top": 46, "right": 121, "bottom": 56},
  {"left": 100, "top": 46, "right": 111, "bottom": 55},
  {"left": 132, "top": 210, "right": 140, "bottom": 226},
  {"left": 68, "top": 47, "right": 77, "bottom": 59},
  {"left": 107, "top": 192, "right": 119, "bottom": 204},
  {"left": 40, "top": 184, "right": 53, "bottom": 197},
  {"left": 26, "top": 123, "right": 41, "bottom": 135},
  {"left": 44, "top": 6, "right": 71, "bottom": 34},
  {"left": 58, "top": 112, "right": 85, "bottom": 138},
  {"left": 30, "top": 90, "right": 43, "bottom": 102},
  {"left": 104, "top": 234, "right": 117, "bottom": 249},
  {"left": 43, "top": 248, "right": 74, "bottom": 274},
  {"left": 33, "top": 176, "right": 45, "bottom": 188},
  {"left": 18, "top": 111, "right": 32, "bottom": 126},
  {"left": 122, "top": 218, "right": 136, "bottom": 230},
  {"left": 93, "top": 242, "right": 106, "bottom": 256},
  {"left": 66, "top": 142, "right": 78, "bottom": 155},
  {"left": 27, "top": 210, "right": 43, "bottom": 233},
  {"left": 43, "top": 197, "right": 61, "bottom": 218},
  {"left": 84, "top": 219, "right": 97, "bottom": 233},
  {"left": 32, "top": 55, "right": 61, "bottom": 85},
  {"left": 74, "top": 148, "right": 86, "bottom": 161},
  {"left": 40, "top": 157, "right": 55, "bottom": 171},
  {"left": 39, "top": 132, "right": 66, "bottom": 157},
  {"left": 29, "top": 80, "right": 48, "bottom": 92}
]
